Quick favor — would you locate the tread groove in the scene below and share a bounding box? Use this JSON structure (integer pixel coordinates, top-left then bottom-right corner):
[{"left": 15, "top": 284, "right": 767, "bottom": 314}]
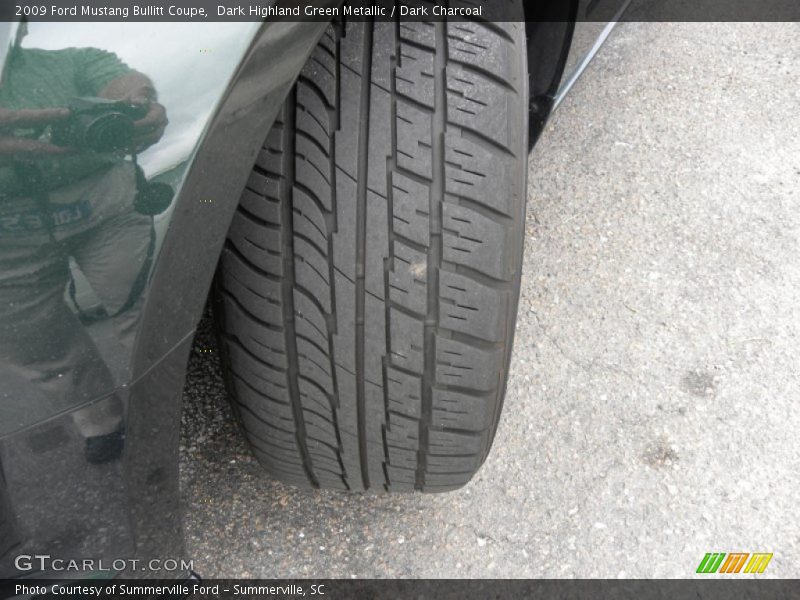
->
[
  {"left": 354, "top": 20, "right": 374, "bottom": 492},
  {"left": 416, "top": 19, "right": 447, "bottom": 491},
  {"left": 381, "top": 16, "right": 403, "bottom": 492},
  {"left": 281, "top": 91, "right": 320, "bottom": 489}
]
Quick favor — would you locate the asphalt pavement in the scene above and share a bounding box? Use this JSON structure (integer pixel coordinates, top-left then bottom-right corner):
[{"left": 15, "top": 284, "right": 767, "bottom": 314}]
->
[{"left": 180, "top": 22, "right": 800, "bottom": 578}]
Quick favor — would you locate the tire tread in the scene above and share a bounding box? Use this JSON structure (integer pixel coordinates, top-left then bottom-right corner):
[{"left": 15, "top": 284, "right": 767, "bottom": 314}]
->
[{"left": 215, "top": 8, "right": 526, "bottom": 492}]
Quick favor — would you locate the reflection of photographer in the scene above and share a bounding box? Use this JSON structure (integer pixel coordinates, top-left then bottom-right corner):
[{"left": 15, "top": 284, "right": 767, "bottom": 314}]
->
[
  {"left": 0, "top": 87, "right": 166, "bottom": 160},
  {"left": 0, "top": 57, "right": 170, "bottom": 213},
  {"left": 0, "top": 23, "right": 169, "bottom": 461},
  {"left": 53, "top": 95, "right": 160, "bottom": 153},
  {"left": 49, "top": 96, "right": 172, "bottom": 215},
  {"left": 0, "top": 59, "right": 167, "bottom": 157}
]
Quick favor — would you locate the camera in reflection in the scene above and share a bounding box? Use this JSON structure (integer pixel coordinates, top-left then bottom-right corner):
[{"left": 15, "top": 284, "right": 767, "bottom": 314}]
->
[{"left": 50, "top": 97, "right": 148, "bottom": 153}]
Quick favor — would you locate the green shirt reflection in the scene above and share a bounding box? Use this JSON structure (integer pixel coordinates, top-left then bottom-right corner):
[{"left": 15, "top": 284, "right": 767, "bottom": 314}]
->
[{"left": 0, "top": 40, "right": 131, "bottom": 195}]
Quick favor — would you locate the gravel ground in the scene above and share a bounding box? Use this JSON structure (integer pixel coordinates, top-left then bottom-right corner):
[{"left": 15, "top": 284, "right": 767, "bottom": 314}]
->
[{"left": 180, "top": 22, "right": 800, "bottom": 578}]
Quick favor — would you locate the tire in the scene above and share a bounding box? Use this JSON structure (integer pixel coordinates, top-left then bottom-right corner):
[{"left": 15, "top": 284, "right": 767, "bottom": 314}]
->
[{"left": 214, "top": 8, "right": 528, "bottom": 492}]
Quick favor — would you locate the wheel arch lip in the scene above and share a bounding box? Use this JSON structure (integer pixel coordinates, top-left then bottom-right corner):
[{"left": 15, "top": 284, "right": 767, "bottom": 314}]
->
[
  {"left": 524, "top": 0, "right": 631, "bottom": 150},
  {"left": 0, "top": 18, "right": 332, "bottom": 440},
  {"left": 0, "top": 17, "right": 334, "bottom": 581},
  {"left": 524, "top": 1, "right": 580, "bottom": 149},
  {"left": 131, "top": 18, "right": 333, "bottom": 380}
]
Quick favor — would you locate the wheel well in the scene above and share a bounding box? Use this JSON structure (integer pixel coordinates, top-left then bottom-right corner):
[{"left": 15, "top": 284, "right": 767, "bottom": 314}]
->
[{"left": 524, "top": 1, "right": 578, "bottom": 149}]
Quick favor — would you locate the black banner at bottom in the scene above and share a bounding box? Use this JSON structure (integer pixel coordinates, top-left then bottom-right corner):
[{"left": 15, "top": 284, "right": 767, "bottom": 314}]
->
[{"left": 2, "top": 579, "right": 800, "bottom": 600}]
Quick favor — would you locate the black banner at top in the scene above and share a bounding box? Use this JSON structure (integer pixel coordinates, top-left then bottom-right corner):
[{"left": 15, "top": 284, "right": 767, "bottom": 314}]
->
[{"left": 3, "top": 0, "right": 800, "bottom": 22}]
